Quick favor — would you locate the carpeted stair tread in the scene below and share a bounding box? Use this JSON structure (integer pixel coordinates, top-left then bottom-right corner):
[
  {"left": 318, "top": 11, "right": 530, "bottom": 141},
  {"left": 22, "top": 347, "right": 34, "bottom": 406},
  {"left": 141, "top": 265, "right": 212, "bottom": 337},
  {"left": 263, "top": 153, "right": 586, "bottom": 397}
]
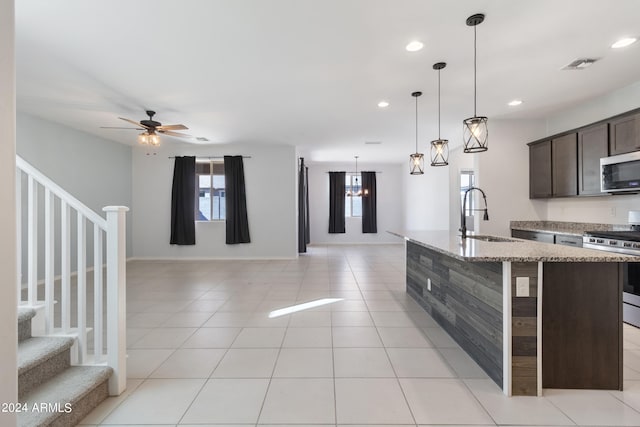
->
[
  {"left": 18, "top": 307, "right": 37, "bottom": 324},
  {"left": 18, "top": 336, "right": 75, "bottom": 375},
  {"left": 18, "top": 308, "right": 37, "bottom": 342},
  {"left": 18, "top": 365, "right": 113, "bottom": 427}
]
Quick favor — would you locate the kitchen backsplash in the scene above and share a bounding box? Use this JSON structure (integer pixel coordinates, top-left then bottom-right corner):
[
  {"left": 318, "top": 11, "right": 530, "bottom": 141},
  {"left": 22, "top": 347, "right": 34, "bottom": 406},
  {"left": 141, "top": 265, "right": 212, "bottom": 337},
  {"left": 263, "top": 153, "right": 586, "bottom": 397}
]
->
[{"left": 510, "top": 220, "right": 631, "bottom": 235}]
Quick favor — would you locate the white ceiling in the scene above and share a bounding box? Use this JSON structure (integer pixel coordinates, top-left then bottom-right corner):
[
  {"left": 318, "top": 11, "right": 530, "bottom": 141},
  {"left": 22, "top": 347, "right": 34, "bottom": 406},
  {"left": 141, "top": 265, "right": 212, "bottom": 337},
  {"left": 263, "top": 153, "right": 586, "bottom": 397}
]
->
[{"left": 15, "top": 0, "right": 640, "bottom": 163}]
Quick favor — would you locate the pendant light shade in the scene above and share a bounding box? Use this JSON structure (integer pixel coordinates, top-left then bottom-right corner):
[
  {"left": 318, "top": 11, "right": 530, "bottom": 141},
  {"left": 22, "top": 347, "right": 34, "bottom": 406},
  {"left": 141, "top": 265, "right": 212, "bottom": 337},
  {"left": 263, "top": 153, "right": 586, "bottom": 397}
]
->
[
  {"left": 430, "top": 62, "right": 449, "bottom": 166},
  {"left": 463, "top": 13, "right": 488, "bottom": 153},
  {"left": 410, "top": 91, "right": 425, "bottom": 175}
]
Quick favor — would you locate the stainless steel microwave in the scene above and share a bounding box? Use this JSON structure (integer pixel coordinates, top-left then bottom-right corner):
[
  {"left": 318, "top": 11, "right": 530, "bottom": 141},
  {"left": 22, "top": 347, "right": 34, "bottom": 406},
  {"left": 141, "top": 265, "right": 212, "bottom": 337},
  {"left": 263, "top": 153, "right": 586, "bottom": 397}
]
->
[{"left": 601, "top": 151, "right": 640, "bottom": 193}]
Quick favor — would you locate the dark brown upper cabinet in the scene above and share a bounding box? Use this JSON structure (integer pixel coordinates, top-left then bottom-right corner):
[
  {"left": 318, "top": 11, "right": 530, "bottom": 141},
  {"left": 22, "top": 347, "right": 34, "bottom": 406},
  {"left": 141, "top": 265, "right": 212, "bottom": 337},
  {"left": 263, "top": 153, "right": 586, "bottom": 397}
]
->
[
  {"left": 552, "top": 133, "right": 578, "bottom": 197},
  {"left": 610, "top": 113, "right": 640, "bottom": 155},
  {"left": 578, "top": 123, "right": 608, "bottom": 195},
  {"left": 530, "top": 140, "right": 552, "bottom": 198},
  {"left": 528, "top": 107, "right": 640, "bottom": 199}
]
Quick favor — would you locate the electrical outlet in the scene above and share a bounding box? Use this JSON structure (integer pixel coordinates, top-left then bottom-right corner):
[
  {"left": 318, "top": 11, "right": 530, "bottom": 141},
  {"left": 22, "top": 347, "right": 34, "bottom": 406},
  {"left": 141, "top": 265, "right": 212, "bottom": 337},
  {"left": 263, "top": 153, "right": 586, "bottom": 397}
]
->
[{"left": 516, "top": 277, "right": 530, "bottom": 297}]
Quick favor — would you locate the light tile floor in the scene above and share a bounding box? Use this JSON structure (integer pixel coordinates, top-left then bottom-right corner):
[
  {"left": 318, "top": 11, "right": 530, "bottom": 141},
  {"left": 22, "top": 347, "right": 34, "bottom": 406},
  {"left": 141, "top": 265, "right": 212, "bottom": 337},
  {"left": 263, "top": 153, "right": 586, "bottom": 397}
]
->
[{"left": 80, "top": 244, "right": 640, "bottom": 426}]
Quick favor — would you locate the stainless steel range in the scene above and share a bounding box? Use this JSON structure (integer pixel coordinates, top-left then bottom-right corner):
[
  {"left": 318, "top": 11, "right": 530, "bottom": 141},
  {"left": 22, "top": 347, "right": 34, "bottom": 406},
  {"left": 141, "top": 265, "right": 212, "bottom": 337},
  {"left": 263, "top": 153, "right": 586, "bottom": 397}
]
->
[
  {"left": 583, "top": 214, "right": 640, "bottom": 328},
  {"left": 583, "top": 229, "right": 640, "bottom": 255}
]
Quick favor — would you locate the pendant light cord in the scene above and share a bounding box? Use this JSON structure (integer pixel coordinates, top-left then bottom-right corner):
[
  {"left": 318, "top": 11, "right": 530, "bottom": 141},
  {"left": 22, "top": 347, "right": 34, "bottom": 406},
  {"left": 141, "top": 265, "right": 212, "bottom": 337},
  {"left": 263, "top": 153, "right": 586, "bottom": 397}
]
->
[
  {"left": 473, "top": 24, "right": 477, "bottom": 116},
  {"left": 438, "top": 69, "right": 441, "bottom": 139},
  {"left": 415, "top": 95, "right": 418, "bottom": 152}
]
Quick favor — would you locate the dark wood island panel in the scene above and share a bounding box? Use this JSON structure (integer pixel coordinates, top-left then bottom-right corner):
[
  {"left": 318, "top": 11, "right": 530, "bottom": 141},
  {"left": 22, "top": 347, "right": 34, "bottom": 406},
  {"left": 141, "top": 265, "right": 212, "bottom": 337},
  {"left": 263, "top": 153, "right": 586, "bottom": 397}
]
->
[
  {"left": 542, "top": 262, "right": 623, "bottom": 390},
  {"left": 406, "top": 241, "right": 503, "bottom": 386}
]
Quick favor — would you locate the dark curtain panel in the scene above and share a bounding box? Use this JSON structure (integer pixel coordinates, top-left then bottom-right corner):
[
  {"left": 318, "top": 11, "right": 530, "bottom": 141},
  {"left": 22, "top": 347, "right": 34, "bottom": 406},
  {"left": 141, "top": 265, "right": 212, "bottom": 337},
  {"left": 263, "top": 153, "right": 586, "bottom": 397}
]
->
[
  {"left": 170, "top": 156, "right": 196, "bottom": 245},
  {"left": 305, "top": 166, "right": 310, "bottom": 244},
  {"left": 224, "top": 155, "right": 251, "bottom": 244},
  {"left": 361, "top": 171, "right": 377, "bottom": 233},
  {"left": 298, "top": 158, "right": 309, "bottom": 253},
  {"left": 328, "top": 171, "right": 345, "bottom": 233}
]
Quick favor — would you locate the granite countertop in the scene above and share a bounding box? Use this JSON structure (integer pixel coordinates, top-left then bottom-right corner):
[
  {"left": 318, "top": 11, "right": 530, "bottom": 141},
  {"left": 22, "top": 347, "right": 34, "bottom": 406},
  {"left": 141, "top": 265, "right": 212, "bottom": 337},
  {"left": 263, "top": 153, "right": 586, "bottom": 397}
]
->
[
  {"left": 388, "top": 229, "right": 638, "bottom": 262},
  {"left": 510, "top": 220, "right": 630, "bottom": 236}
]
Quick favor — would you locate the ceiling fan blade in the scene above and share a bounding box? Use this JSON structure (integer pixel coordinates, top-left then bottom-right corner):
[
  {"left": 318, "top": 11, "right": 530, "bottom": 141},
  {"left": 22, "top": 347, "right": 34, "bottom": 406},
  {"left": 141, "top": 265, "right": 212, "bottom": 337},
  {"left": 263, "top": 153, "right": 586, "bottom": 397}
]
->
[
  {"left": 100, "top": 126, "right": 145, "bottom": 130},
  {"left": 119, "top": 117, "right": 149, "bottom": 128},
  {"left": 159, "top": 130, "right": 193, "bottom": 138},
  {"left": 157, "top": 124, "right": 188, "bottom": 131}
]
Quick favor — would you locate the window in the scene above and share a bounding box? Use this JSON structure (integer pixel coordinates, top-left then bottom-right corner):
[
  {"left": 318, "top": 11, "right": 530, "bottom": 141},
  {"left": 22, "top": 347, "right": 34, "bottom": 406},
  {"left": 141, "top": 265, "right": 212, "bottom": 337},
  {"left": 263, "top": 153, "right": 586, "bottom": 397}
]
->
[
  {"left": 460, "top": 169, "right": 475, "bottom": 217},
  {"left": 345, "top": 173, "right": 362, "bottom": 217},
  {"left": 196, "top": 160, "right": 225, "bottom": 221}
]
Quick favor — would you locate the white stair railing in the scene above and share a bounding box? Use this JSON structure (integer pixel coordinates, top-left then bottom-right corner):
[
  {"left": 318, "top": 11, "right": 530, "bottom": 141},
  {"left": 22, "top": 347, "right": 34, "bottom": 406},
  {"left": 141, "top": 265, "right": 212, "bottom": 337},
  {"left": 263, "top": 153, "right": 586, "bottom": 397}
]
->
[{"left": 16, "top": 156, "right": 127, "bottom": 396}]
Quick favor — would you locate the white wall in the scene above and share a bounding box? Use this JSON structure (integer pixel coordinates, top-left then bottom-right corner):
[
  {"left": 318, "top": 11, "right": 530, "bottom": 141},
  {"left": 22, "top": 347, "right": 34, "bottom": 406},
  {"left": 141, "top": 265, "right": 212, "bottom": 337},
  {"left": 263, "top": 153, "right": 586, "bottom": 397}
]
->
[
  {"left": 307, "top": 161, "right": 403, "bottom": 244},
  {"left": 0, "top": 0, "right": 18, "bottom": 423},
  {"left": 132, "top": 143, "right": 297, "bottom": 259},
  {"left": 16, "top": 113, "right": 133, "bottom": 276},
  {"left": 402, "top": 160, "right": 450, "bottom": 231},
  {"left": 475, "top": 119, "right": 547, "bottom": 236}
]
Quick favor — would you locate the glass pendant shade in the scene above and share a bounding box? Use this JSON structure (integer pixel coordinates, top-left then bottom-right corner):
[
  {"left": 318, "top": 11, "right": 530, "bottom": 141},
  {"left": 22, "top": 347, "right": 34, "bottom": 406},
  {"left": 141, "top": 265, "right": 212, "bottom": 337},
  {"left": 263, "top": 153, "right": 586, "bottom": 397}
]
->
[
  {"left": 137, "top": 132, "right": 148, "bottom": 145},
  {"left": 463, "top": 116, "right": 488, "bottom": 152},
  {"left": 409, "top": 91, "right": 424, "bottom": 175},
  {"left": 409, "top": 153, "right": 425, "bottom": 175},
  {"left": 430, "top": 62, "right": 449, "bottom": 166},
  {"left": 430, "top": 139, "right": 449, "bottom": 166}
]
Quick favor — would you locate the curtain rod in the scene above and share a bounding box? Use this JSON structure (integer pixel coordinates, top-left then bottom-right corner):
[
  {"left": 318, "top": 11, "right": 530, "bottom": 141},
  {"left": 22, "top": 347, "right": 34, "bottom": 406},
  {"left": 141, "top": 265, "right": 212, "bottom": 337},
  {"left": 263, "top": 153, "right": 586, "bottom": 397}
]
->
[
  {"left": 325, "top": 171, "right": 382, "bottom": 173},
  {"left": 167, "top": 156, "right": 252, "bottom": 159}
]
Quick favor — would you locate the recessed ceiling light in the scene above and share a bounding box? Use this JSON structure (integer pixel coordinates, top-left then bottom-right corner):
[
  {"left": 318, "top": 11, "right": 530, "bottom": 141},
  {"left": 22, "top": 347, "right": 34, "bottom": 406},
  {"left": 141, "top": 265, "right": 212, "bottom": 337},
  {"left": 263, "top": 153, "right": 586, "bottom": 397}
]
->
[
  {"left": 508, "top": 99, "right": 523, "bottom": 106},
  {"left": 377, "top": 101, "right": 389, "bottom": 108},
  {"left": 405, "top": 41, "right": 424, "bottom": 52},
  {"left": 611, "top": 37, "right": 637, "bottom": 49}
]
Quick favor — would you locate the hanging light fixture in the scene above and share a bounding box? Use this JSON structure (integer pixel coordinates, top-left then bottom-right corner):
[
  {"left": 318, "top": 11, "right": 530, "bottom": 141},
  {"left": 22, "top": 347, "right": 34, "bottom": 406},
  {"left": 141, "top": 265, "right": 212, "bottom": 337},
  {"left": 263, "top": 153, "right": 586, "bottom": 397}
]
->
[
  {"left": 346, "top": 156, "right": 366, "bottom": 197},
  {"left": 463, "top": 13, "right": 488, "bottom": 153},
  {"left": 431, "top": 62, "right": 449, "bottom": 166},
  {"left": 409, "top": 91, "right": 424, "bottom": 175}
]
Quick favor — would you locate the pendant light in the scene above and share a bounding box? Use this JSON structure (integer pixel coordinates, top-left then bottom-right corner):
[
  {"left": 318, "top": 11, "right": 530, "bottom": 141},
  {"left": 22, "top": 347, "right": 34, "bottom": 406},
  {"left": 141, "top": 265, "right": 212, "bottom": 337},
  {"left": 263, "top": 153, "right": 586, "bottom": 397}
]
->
[
  {"left": 409, "top": 91, "right": 425, "bottom": 175},
  {"left": 463, "top": 13, "right": 488, "bottom": 153},
  {"left": 346, "top": 156, "right": 365, "bottom": 197},
  {"left": 430, "top": 62, "right": 449, "bottom": 166}
]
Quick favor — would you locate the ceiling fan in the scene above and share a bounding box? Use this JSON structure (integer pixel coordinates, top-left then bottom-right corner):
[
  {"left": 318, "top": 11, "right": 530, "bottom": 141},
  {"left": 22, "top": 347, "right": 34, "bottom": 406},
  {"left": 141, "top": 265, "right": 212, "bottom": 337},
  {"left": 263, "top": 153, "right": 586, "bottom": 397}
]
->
[{"left": 101, "top": 110, "right": 194, "bottom": 146}]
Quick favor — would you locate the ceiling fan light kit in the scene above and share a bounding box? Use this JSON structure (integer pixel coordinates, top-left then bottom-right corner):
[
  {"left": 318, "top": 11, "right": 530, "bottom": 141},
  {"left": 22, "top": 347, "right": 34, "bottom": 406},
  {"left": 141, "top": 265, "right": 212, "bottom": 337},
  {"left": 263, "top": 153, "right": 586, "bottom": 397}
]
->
[{"left": 104, "top": 109, "right": 191, "bottom": 147}]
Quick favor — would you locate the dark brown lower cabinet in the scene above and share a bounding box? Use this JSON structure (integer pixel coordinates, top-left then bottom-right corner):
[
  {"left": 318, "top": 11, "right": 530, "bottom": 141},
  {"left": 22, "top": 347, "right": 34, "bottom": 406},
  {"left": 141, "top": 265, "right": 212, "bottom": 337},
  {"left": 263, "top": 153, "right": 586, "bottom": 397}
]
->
[{"left": 542, "top": 263, "right": 622, "bottom": 390}]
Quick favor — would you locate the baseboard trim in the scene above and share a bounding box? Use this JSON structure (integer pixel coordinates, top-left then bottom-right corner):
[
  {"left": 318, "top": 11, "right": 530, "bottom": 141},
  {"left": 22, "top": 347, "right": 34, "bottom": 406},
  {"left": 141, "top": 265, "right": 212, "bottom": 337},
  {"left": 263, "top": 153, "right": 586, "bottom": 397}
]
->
[
  {"left": 127, "top": 256, "right": 298, "bottom": 261},
  {"left": 308, "top": 242, "right": 404, "bottom": 246}
]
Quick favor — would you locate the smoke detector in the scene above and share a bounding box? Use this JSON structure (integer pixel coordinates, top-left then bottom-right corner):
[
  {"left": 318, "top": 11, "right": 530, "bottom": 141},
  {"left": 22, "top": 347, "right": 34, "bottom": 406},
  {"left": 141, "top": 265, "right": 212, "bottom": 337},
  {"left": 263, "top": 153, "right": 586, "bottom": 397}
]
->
[{"left": 561, "top": 58, "right": 599, "bottom": 70}]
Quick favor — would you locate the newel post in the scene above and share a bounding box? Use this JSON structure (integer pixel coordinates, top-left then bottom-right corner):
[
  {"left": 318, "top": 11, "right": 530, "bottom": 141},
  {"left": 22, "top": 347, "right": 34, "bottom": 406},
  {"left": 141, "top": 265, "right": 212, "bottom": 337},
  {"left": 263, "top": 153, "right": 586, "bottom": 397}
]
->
[{"left": 103, "top": 206, "right": 129, "bottom": 396}]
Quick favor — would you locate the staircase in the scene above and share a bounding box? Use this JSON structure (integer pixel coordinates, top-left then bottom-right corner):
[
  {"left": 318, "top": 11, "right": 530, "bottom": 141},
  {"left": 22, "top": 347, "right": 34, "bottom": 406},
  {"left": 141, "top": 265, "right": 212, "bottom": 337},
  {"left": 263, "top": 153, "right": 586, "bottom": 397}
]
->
[
  {"left": 15, "top": 156, "right": 128, "bottom": 426},
  {"left": 18, "top": 308, "right": 112, "bottom": 427}
]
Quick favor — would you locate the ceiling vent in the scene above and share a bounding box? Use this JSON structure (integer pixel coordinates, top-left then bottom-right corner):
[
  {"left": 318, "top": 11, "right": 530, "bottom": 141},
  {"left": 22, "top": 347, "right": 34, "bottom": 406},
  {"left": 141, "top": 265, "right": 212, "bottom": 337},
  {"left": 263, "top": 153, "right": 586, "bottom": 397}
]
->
[
  {"left": 561, "top": 58, "right": 599, "bottom": 70},
  {"left": 196, "top": 137, "right": 209, "bottom": 142},
  {"left": 364, "top": 141, "right": 382, "bottom": 145}
]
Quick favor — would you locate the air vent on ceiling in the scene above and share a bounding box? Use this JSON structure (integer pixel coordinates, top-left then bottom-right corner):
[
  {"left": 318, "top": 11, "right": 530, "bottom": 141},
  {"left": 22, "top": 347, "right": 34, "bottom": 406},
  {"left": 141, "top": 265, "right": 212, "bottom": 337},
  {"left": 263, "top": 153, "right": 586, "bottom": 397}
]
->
[
  {"left": 196, "top": 137, "right": 209, "bottom": 142},
  {"left": 561, "top": 58, "right": 599, "bottom": 70},
  {"left": 364, "top": 141, "right": 382, "bottom": 145}
]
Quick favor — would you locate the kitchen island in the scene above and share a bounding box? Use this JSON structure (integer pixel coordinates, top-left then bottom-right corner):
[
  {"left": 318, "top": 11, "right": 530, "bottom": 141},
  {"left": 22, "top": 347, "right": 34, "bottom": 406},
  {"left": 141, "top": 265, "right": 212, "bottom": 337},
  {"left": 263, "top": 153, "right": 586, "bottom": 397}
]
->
[{"left": 390, "top": 230, "right": 636, "bottom": 396}]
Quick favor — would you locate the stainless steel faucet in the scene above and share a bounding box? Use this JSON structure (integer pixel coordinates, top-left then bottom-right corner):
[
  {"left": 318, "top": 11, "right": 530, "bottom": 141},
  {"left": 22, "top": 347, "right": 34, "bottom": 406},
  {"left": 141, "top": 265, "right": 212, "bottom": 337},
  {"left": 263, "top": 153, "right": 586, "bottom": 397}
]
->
[{"left": 460, "top": 186, "right": 489, "bottom": 239}]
